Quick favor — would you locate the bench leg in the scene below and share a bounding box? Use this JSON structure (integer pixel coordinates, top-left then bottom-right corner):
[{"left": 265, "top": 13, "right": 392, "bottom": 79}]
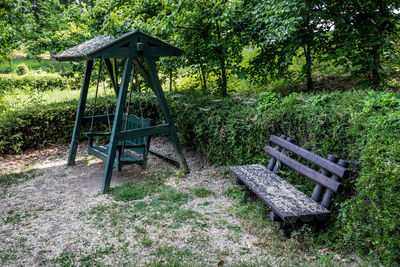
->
[
  {"left": 280, "top": 228, "right": 292, "bottom": 238},
  {"left": 141, "top": 160, "right": 147, "bottom": 170},
  {"left": 233, "top": 176, "right": 244, "bottom": 185},
  {"left": 276, "top": 221, "right": 293, "bottom": 238},
  {"left": 270, "top": 211, "right": 282, "bottom": 222},
  {"left": 233, "top": 176, "right": 257, "bottom": 199},
  {"left": 116, "top": 148, "right": 122, "bottom": 172}
]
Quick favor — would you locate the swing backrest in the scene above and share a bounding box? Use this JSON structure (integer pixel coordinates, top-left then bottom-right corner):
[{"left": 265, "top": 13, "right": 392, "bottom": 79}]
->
[{"left": 122, "top": 114, "right": 152, "bottom": 145}]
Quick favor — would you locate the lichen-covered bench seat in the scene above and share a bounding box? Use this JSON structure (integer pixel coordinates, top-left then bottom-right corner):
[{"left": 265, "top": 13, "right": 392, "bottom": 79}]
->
[
  {"left": 229, "top": 134, "right": 349, "bottom": 236},
  {"left": 230, "top": 164, "right": 330, "bottom": 223}
]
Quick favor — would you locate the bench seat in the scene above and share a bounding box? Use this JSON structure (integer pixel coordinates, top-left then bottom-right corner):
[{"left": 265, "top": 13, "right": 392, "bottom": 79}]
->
[{"left": 230, "top": 164, "right": 330, "bottom": 223}]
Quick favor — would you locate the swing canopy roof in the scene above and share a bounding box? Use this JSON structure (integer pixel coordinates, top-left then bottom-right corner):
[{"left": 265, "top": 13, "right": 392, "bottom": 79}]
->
[{"left": 54, "top": 30, "right": 183, "bottom": 62}]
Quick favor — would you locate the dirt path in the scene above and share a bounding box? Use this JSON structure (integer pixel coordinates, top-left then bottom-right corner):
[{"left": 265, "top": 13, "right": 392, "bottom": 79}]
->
[
  {"left": 0, "top": 138, "right": 365, "bottom": 266},
  {"left": 0, "top": 138, "right": 277, "bottom": 266}
]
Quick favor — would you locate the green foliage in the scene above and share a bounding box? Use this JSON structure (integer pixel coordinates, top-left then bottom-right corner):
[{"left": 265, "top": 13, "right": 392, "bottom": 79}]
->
[
  {"left": 0, "top": 84, "right": 399, "bottom": 264},
  {"left": 246, "top": 0, "right": 326, "bottom": 90},
  {"left": 15, "top": 64, "right": 29, "bottom": 75},
  {"left": 0, "top": 0, "right": 27, "bottom": 62},
  {"left": 338, "top": 92, "right": 400, "bottom": 264},
  {"left": 0, "top": 73, "right": 71, "bottom": 93},
  {"left": 327, "top": 1, "right": 400, "bottom": 88}
]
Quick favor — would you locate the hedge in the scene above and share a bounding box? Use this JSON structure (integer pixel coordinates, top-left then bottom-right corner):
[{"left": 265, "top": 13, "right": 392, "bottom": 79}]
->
[
  {"left": 0, "top": 73, "right": 72, "bottom": 92},
  {"left": 0, "top": 89, "right": 399, "bottom": 264}
]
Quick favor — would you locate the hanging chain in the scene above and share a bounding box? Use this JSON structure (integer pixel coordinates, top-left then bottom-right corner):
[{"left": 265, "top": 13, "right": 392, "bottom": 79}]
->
[
  {"left": 90, "top": 60, "right": 103, "bottom": 131},
  {"left": 136, "top": 67, "right": 147, "bottom": 155},
  {"left": 121, "top": 65, "right": 137, "bottom": 155},
  {"left": 103, "top": 59, "right": 112, "bottom": 131}
]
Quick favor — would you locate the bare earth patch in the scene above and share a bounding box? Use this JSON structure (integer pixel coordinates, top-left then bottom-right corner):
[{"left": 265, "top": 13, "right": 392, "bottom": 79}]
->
[{"left": 0, "top": 138, "right": 364, "bottom": 266}]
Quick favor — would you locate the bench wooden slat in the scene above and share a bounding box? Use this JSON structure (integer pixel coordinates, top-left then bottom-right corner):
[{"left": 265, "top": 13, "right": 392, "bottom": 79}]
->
[
  {"left": 269, "top": 135, "right": 347, "bottom": 178},
  {"left": 230, "top": 164, "right": 330, "bottom": 223},
  {"left": 265, "top": 146, "right": 342, "bottom": 193}
]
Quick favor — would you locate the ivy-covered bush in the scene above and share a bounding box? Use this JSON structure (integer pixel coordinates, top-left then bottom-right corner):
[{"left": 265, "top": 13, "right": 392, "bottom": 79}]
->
[
  {"left": 0, "top": 89, "right": 399, "bottom": 264},
  {"left": 0, "top": 73, "right": 71, "bottom": 92},
  {"left": 15, "top": 64, "right": 29, "bottom": 75}
]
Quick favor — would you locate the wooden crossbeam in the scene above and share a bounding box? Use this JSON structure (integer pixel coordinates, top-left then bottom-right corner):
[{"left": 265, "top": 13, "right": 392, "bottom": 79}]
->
[
  {"left": 265, "top": 146, "right": 342, "bottom": 193},
  {"left": 117, "top": 124, "right": 170, "bottom": 140},
  {"left": 269, "top": 135, "right": 347, "bottom": 178}
]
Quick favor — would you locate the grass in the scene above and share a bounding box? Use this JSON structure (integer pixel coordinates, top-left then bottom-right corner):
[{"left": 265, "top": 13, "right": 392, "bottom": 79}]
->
[
  {"left": 0, "top": 57, "right": 71, "bottom": 74},
  {"left": 44, "top": 246, "right": 115, "bottom": 266},
  {"left": 58, "top": 171, "right": 215, "bottom": 265},
  {"left": 222, "top": 182, "right": 375, "bottom": 266},
  {"left": 84, "top": 171, "right": 199, "bottom": 230},
  {"left": 110, "top": 171, "right": 171, "bottom": 201},
  {"left": 0, "top": 170, "right": 38, "bottom": 197},
  {"left": 190, "top": 186, "right": 214, "bottom": 198}
]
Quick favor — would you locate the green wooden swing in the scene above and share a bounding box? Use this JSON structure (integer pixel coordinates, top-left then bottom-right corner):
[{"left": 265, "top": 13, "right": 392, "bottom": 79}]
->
[
  {"left": 84, "top": 59, "right": 153, "bottom": 172},
  {"left": 55, "top": 30, "right": 189, "bottom": 193}
]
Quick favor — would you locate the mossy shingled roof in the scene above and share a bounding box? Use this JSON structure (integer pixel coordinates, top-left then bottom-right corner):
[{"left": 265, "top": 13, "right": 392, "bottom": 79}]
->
[{"left": 54, "top": 30, "right": 183, "bottom": 62}]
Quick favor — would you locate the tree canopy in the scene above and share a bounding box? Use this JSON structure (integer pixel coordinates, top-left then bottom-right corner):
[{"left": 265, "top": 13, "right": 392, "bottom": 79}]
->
[{"left": 2, "top": 0, "right": 400, "bottom": 92}]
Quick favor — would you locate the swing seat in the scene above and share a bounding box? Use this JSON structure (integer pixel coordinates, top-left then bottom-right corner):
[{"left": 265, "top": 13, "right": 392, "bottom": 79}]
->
[{"left": 85, "top": 114, "right": 152, "bottom": 171}]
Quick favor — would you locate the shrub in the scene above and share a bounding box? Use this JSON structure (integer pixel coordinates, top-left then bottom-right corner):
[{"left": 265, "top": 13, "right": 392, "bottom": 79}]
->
[
  {"left": 15, "top": 64, "right": 29, "bottom": 75},
  {"left": 0, "top": 89, "right": 399, "bottom": 264},
  {"left": 0, "top": 73, "right": 71, "bottom": 92}
]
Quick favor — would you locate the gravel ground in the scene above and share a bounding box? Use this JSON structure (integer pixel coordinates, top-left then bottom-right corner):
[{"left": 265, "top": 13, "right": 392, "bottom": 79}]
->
[{"left": 0, "top": 138, "right": 275, "bottom": 266}]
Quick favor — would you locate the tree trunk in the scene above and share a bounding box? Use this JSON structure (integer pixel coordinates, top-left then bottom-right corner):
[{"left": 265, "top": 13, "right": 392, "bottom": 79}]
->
[
  {"left": 169, "top": 70, "right": 173, "bottom": 91},
  {"left": 219, "top": 59, "right": 227, "bottom": 96},
  {"left": 195, "top": 43, "right": 207, "bottom": 93},
  {"left": 215, "top": 20, "right": 227, "bottom": 96},
  {"left": 372, "top": 45, "right": 380, "bottom": 89},
  {"left": 199, "top": 63, "right": 207, "bottom": 93},
  {"left": 8, "top": 59, "right": 11, "bottom": 69},
  {"left": 304, "top": 43, "right": 313, "bottom": 91}
]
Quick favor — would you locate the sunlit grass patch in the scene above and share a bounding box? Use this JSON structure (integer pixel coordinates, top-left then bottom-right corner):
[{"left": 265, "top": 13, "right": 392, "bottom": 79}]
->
[
  {"left": 0, "top": 169, "right": 39, "bottom": 197},
  {"left": 190, "top": 186, "right": 214, "bottom": 198},
  {"left": 110, "top": 171, "right": 171, "bottom": 201}
]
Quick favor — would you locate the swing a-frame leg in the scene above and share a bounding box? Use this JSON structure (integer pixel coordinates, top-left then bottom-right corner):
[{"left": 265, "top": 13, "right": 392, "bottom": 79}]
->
[
  {"left": 144, "top": 56, "right": 189, "bottom": 174},
  {"left": 102, "top": 57, "right": 134, "bottom": 193},
  {"left": 68, "top": 60, "right": 93, "bottom": 165}
]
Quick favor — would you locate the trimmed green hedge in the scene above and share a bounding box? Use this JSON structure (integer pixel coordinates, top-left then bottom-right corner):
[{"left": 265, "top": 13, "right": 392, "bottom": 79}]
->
[
  {"left": 0, "top": 73, "right": 71, "bottom": 92},
  {"left": 0, "top": 89, "right": 399, "bottom": 264}
]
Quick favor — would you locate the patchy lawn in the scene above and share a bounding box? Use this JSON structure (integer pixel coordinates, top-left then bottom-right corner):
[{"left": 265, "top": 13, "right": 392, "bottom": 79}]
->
[{"left": 0, "top": 138, "right": 367, "bottom": 266}]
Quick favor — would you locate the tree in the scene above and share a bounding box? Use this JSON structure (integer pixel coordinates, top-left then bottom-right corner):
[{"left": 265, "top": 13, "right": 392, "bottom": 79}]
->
[
  {"left": 21, "top": 0, "right": 68, "bottom": 65},
  {"left": 0, "top": 0, "right": 29, "bottom": 65},
  {"left": 327, "top": 0, "right": 400, "bottom": 88},
  {"left": 247, "top": 0, "right": 331, "bottom": 91},
  {"left": 161, "top": 0, "right": 246, "bottom": 96}
]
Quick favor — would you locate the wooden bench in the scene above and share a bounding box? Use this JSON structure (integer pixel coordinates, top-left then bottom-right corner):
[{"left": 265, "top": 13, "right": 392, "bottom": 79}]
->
[
  {"left": 230, "top": 134, "right": 349, "bottom": 236},
  {"left": 85, "top": 114, "right": 152, "bottom": 171}
]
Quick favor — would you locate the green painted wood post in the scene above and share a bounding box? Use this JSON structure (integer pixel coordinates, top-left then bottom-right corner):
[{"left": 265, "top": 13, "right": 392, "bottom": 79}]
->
[
  {"left": 104, "top": 58, "right": 119, "bottom": 96},
  {"left": 101, "top": 57, "right": 134, "bottom": 193},
  {"left": 67, "top": 60, "right": 94, "bottom": 165},
  {"left": 145, "top": 56, "right": 189, "bottom": 173}
]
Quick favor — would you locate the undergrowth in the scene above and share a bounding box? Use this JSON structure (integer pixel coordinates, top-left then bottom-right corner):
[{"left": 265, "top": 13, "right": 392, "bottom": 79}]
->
[{"left": 0, "top": 87, "right": 399, "bottom": 264}]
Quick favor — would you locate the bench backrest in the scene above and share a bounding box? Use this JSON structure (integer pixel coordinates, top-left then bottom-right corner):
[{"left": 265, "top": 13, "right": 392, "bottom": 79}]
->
[
  {"left": 122, "top": 114, "right": 152, "bottom": 145},
  {"left": 265, "top": 134, "right": 348, "bottom": 209}
]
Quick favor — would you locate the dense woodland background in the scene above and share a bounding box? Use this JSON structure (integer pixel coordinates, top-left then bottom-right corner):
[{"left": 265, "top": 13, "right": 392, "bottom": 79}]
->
[{"left": 1, "top": 0, "right": 400, "bottom": 265}]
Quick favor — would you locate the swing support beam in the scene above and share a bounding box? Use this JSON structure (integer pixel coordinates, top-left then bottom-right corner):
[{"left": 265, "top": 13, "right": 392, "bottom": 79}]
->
[
  {"left": 58, "top": 30, "right": 190, "bottom": 193},
  {"left": 67, "top": 60, "right": 93, "bottom": 166}
]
